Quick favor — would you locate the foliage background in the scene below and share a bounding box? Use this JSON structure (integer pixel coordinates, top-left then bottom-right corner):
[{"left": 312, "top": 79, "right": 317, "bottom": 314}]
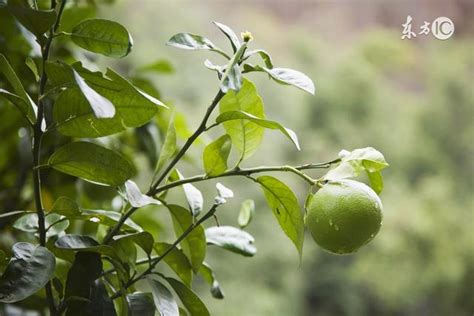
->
[{"left": 1, "top": 0, "right": 473, "bottom": 315}]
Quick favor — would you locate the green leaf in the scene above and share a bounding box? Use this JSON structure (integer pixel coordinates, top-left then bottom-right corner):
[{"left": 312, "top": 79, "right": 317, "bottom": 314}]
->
[
  {"left": 70, "top": 19, "right": 133, "bottom": 58},
  {"left": 198, "top": 262, "right": 224, "bottom": 299},
  {"left": 25, "top": 57, "right": 40, "bottom": 81},
  {"left": 177, "top": 170, "right": 203, "bottom": 217},
  {"left": 205, "top": 226, "right": 256, "bottom": 257},
  {"left": 73, "top": 69, "right": 115, "bottom": 118},
  {"left": 111, "top": 237, "right": 137, "bottom": 272},
  {"left": 64, "top": 252, "right": 103, "bottom": 316},
  {"left": 213, "top": 21, "right": 240, "bottom": 52},
  {"left": 324, "top": 147, "right": 389, "bottom": 193},
  {"left": 147, "top": 278, "right": 179, "bottom": 316},
  {"left": 0, "top": 210, "right": 32, "bottom": 219},
  {"left": 51, "top": 197, "right": 81, "bottom": 217},
  {"left": 113, "top": 232, "right": 154, "bottom": 256},
  {"left": 243, "top": 64, "right": 315, "bottom": 95},
  {"left": 216, "top": 110, "right": 300, "bottom": 150},
  {"left": 0, "top": 54, "right": 36, "bottom": 123},
  {"left": 55, "top": 234, "right": 117, "bottom": 259},
  {"left": 48, "top": 141, "right": 134, "bottom": 186},
  {"left": 256, "top": 176, "right": 304, "bottom": 258},
  {"left": 165, "top": 277, "right": 210, "bottom": 316},
  {"left": 7, "top": 0, "right": 56, "bottom": 36},
  {"left": 13, "top": 212, "right": 69, "bottom": 237},
  {"left": 0, "top": 242, "right": 55, "bottom": 303},
  {"left": 47, "top": 62, "right": 163, "bottom": 138},
  {"left": 125, "top": 180, "right": 161, "bottom": 208},
  {"left": 154, "top": 242, "right": 192, "bottom": 287},
  {"left": 86, "top": 280, "right": 117, "bottom": 316},
  {"left": 139, "top": 59, "right": 174, "bottom": 74},
  {"left": 243, "top": 49, "right": 273, "bottom": 68},
  {"left": 127, "top": 292, "right": 155, "bottom": 316},
  {"left": 219, "top": 79, "right": 265, "bottom": 161},
  {"left": 167, "top": 33, "right": 216, "bottom": 51},
  {"left": 238, "top": 199, "right": 255, "bottom": 228},
  {"left": 219, "top": 43, "right": 247, "bottom": 93},
  {"left": 166, "top": 204, "right": 206, "bottom": 273},
  {"left": 155, "top": 116, "right": 177, "bottom": 173},
  {"left": 203, "top": 134, "right": 231, "bottom": 176}
]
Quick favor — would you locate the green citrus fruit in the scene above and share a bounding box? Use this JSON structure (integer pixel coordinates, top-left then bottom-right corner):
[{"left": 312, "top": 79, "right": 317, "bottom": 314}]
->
[{"left": 305, "top": 179, "right": 383, "bottom": 254}]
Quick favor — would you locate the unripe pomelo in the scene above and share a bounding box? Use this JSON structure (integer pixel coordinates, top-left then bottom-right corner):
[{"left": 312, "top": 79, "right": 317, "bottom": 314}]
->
[{"left": 305, "top": 180, "right": 383, "bottom": 254}]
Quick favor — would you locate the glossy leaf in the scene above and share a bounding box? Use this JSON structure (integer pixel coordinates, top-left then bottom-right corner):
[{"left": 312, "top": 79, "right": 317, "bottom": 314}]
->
[
  {"left": 216, "top": 110, "right": 300, "bottom": 150},
  {"left": 147, "top": 278, "right": 179, "bottom": 316},
  {"left": 48, "top": 62, "right": 163, "bottom": 138},
  {"left": 0, "top": 242, "right": 55, "bottom": 303},
  {"left": 205, "top": 226, "right": 256, "bottom": 257},
  {"left": 203, "top": 134, "right": 231, "bottom": 176},
  {"left": 213, "top": 21, "right": 240, "bottom": 52},
  {"left": 155, "top": 116, "right": 177, "bottom": 173},
  {"left": 13, "top": 213, "right": 69, "bottom": 237},
  {"left": 55, "top": 234, "right": 117, "bottom": 259},
  {"left": 64, "top": 252, "right": 103, "bottom": 315},
  {"left": 125, "top": 180, "right": 161, "bottom": 208},
  {"left": 154, "top": 242, "right": 192, "bottom": 287},
  {"left": 198, "top": 262, "right": 224, "bottom": 299},
  {"left": 238, "top": 199, "right": 255, "bottom": 228},
  {"left": 113, "top": 232, "right": 154, "bottom": 256},
  {"left": 71, "top": 18, "right": 133, "bottom": 57},
  {"left": 0, "top": 54, "right": 36, "bottom": 123},
  {"left": 73, "top": 69, "right": 115, "bottom": 118},
  {"left": 127, "top": 292, "right": 156, "bottom": 316},
  {"left": 257, "top": 176, "right": 304, "bottom": 257},
  {"left": 48, "top": 141, "right": 134, "bottom": 186},
  {"left": 177, "top": 170, "right": 203, "bottom": 217},
  {"left": 166, "top": 204, "right": 206, "bottom": 272},
  {"left": 219, "top": 79, "right": 265, "bottom": 161},
  {"left": 165, "top": 277, "right": 210, "bottom": 316},
  {"left": 7, "top": 0, "right": 56, "bottom": 36}
]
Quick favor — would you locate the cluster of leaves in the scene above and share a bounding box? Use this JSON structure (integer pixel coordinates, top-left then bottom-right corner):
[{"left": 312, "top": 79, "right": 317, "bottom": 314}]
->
[{"left": 0, "top": 1, "right": 388, "bottom": 315}]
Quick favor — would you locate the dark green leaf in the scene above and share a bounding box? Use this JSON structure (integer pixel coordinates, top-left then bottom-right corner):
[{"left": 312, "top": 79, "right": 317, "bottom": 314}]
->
[
  {"left": 73, "top": 69, "right": 115, "bottom": 118},
  {"left": 165, "top": 277, "right": 210, "bottom": 316},
  {"left": 166, "top": 204, "right": 206, "bottom": 272},
  {"left": 7, "top": 0, "right": 56, "bottom": 36},
  {"left": 0, "top": 242, "right": 55, "bottom": 303},
  {"left": 0, "top": 54, "right": 36, "bottom": 123},
  {"left": 257, "top": 176, "right": 304, "bottom": 258},
  {"left": 147, "top": 278, "right": 179, "bottom": 316},
  {"left": 55, "top": 234, "right": 117, "bottom": 259},
  {"left": 48, "top": 141, "right": 134, "bottom": 186},
  {"left": 219, "top": 79, "right": 265, "bottom": 161},
  {"left": 70, "top": 19, "right": 133, "bottom": 58},
  {"left": 64, "top": 252, "right": 102, "bottom": 316},
  {"left": 86, "top": 280, "right": 117, "bottom": 316},
  {"left": 216, "top": 110, "right": 300, "bottom": 150},
  {"left": 203, "top": 134, "right": 231, "bottom": 176},
  {"left": 51, "top": 197, "right": 81, "bottom": 217},
  {"left": 113, "top": 232, "right": 154, "bottom": 256},
  {"left": 127, "top": 292, "right": 155, "bottom": 316},
  {"left": 155, "top": 116, "right": 177, "bottom": 173},
  {"left": 154, "top": 242, "right": 192, "bottom": 287},
  {"left": 213, "top": 21, "right": 240, "bottom": 52},
  {"left": 198, "top": 262, "right": 224, "bottom": 299},
  {"left": 238, "top": 199, "right": 255, "bottom": 228},
  {"left": 205, "top": 226, "right": 256, "bottom": 257},
  {"left": 125, "top": 180, "right": 161, "bottom": 208}
]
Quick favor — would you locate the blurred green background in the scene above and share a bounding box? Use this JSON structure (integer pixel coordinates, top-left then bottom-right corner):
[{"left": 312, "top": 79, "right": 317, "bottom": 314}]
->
[{"left": 1, "top": 0, "right": 473, "bottom": 315}]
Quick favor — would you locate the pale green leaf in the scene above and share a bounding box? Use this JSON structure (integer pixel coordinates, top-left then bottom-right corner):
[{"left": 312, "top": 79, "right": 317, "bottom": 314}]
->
[
  {"left": 238, "top": 199, "right": 255, "bottom": 228},
  {"left": 155, "top": 116, "right": 177, "bottom": 173},
  {"left": 205, "top": 226, "right": 256, "bottom": 257},
  {"left": 202, "top": 134, "right": 231, "bottom": 176}
]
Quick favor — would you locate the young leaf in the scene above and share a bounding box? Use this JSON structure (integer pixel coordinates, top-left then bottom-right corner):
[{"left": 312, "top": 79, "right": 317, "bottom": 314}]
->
[
  {"left": 177, "top": 170, "right": 203, "bottom": 217},
  {"left": 219, "top": 79, "right": 265, "bottom": 162},
  {"left": 216, "top": 183, "right": 234, "bottom": 199},
  {"left": 0, "top": 54, "right": 36, "bottom": 123},
  {"left": 219, "top": 43, "right": 247, "bottom": 92},
  {"left": 48, "top": 141, "right": 134, "bottom": 186},
  {"left": 243, "top": 49, "right": 273, "bottom": 68},
  {"left": 166, "top": 204, "right": 206, "bottom": 272},
  {"left": 73, "top": 69, "right": 115, "bottom": 118},
  {"left": 167, "top": 33, "right": 215, "bottom": 50},
  {"left": 238, "top": 199, "right": 255, "bottom": 228},
  {"left": 205, "top": 226, "right": 256, "bottom": 257},
  {"left": 203, "top": 134, "right": 231, "bottom": 176},
  {"left": 147, "top": 278, "right": 179, "bottom": 316},
  {"left": 198, "top": 262, "right": 224, "bottom": 299},
  {"left": 216, "top": 110, "right": 300, "bottom": 150},
  {"left": 213, "top": 21, "right": 241, "bottom": 52},
  {"left": 7, "top": 0, "right": 56, "bottom": 36},
  {"left": 154, "top": 243, "right": 193, "bottom": 287},
  {"left": 125, "top": 180, "right": 161, "bottom": 208},
  {"left": 155, "top": 116, "right": 177, "bottom": 173},
  {"left": 256, "top": 176, "right": 304, "bottom": 258},
  {"left": 127, "top": 292, "right": 156, "bottom": 316},
  {"left": 113, "top": 232, "right": 154, "bottom": 256},
  {"left": 0, "top": 242, "right": 55, "bottom": 303},
  {"left": 70, "top": 19, "right": 133, "bottom": 58},
  {"left": 165, "top": 277, "right": 210, "bottom": 316}
]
